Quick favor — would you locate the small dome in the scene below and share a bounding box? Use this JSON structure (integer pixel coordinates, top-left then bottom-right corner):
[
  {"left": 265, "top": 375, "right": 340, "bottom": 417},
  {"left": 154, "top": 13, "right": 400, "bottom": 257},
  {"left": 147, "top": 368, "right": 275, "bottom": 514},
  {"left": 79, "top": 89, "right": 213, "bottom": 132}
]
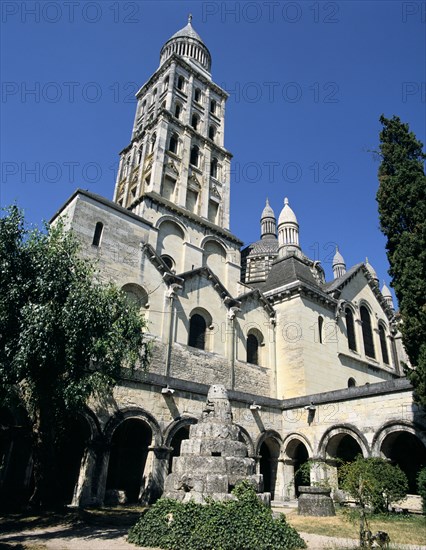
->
[
  {"left": 246, "top": 237, "right": 279, "bottom": 256},
  {"left": 278, "top": 197, "right": 298, "bottom": 225},
  {"left": 332, "top": 247, "right": 345, "bottom": 267},
  {"left": 381, "top": 282, "right": 392, "bottom": 298},
  {"left": 170, "top": 21, "right": 204, "bottom": 43},
  {"left": 160, "top": 15, "right": 211, "bottom": 72},
  {"left": 261, "top": 198, "right": 275, "bottom": 219},
  {"left": 365, "top": 257, "right": 378, "bottom": 281}
]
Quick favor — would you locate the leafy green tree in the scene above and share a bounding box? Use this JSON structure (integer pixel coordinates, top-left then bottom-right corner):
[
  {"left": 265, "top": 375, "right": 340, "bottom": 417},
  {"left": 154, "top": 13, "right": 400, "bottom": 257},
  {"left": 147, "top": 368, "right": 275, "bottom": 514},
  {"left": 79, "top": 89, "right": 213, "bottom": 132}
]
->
[
  {"left": 0, "top": 206, "right": 149, "bottom": 508},
  {"left": 340, "top": 456, "right": 408, "bottom": 514},
  {"left": 376, "top": 115, "right": 426, "bottom": 404},
  {"left": 417, "top": 467, "right": 426, "bottom": 515}
]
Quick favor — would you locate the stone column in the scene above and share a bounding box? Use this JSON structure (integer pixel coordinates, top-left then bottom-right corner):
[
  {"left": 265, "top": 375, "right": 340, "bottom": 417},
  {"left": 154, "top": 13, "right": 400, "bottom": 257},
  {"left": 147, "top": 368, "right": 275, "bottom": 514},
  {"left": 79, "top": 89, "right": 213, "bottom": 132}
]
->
[
  {"left": 72, "top": 438, "right": 104, "bottom": 507},
  {"left": 282, "top": 458, "right": 296, "bottom": 500},
  {"left": 140, "top": 445, "right": 172, "bottom": 504}
]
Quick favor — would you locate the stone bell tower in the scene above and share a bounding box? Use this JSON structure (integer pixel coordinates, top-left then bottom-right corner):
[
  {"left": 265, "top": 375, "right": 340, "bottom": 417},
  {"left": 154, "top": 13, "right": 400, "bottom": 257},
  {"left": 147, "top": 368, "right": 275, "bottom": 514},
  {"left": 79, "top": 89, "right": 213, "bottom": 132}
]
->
[{"left": 113, "top": 15, "right": 232, "bottom": 231}]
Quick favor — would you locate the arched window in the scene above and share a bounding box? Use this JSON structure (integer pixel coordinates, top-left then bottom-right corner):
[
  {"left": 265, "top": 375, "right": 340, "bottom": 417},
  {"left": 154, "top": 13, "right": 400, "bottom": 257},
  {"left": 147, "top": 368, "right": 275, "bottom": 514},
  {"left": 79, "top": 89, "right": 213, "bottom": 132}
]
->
[
  {"left": 345, "top": 307, "right": 357, "bottom": 352},
  {"left": 151, "top": 88, "right": 157, "bottom": 105},
  {"left": 194, "top": 88, "right": 201, "bottom": 103},
  {"left": 141, "top": 100, "right": 146, "bottom": 115},
  {"left": 174, "top": 103, "right": 181, "bottom": 119},
  {"left": 191, "top": 113, "right": 199, "bottom": 130},
  {"left": 188, "top": 314, "right": 207, "bottom": 350},
  {"left": 161, "top": 255, "right": 175, "bottom": 271},
  {"left": 92, "top": 222, "right": 103, "bottom": 247},
  {"left": 190, "top": 145, "right": 200, "bottom": 167},
  {"left": 210, "top": 158, "right": 218, "bottom": 178},
  {"left": 168, "top": 133, "right": 178, "bottom": 154},
  {"left": 247, "top": 334, "right": 259, "bottom": 365},
  {"left": 150, "top": 133, "right": 156, "bottom": 153},
  {"left": 177, "top": 75, "right": 185, "bottom": 91},
  {"left": 136, "top": 146, "right": 143, "bottom": 165},
  {"left": 123, "top": 157, "right": 130, "bottom": 177},
  {"left": 348, "top": 377, "right": 356, "bottom": 388},
  {"left": 379, "top": 324, "right": 389, "bottom": 364},
  {"left": 360, "top": 305, "right": 375, "bottom": 359},
  {"left": 208, "top": 125, "right": 216, "bottom": 141},
  {"left": 163, "top": 76, "right": 169, "bottom": 92},
  {"left": 318, "top": 316, "right": 324, "bottom": 344},
  {"left": 210, "top": 99, "right": 216, "bottom": 114}
]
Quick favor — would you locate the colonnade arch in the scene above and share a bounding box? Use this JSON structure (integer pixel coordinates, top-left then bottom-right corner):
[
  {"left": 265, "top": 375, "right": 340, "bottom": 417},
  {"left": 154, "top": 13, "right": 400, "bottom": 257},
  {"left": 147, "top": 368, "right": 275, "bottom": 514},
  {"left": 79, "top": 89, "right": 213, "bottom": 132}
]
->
[
  {"left": 373, "top": 422, "right": 426, "bottom": 494},
  {"left": 164, "top": 416, "right": 198, "bottom": 473},
  {"left": 282, "top": 434, "right": 312, "bottom": 499},
  {"left": 256, "top": 430, "right": 282, "bottom": 500}
]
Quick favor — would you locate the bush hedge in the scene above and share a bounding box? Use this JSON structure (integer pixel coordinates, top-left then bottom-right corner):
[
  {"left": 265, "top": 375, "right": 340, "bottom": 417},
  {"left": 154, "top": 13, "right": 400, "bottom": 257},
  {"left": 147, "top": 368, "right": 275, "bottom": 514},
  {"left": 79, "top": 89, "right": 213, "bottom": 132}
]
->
[
  {"left": 128, "top": 480, "right": 306, "bottom": 550},
  {"left": 418, "top": 467, "right": 426, "bottom": 515}
]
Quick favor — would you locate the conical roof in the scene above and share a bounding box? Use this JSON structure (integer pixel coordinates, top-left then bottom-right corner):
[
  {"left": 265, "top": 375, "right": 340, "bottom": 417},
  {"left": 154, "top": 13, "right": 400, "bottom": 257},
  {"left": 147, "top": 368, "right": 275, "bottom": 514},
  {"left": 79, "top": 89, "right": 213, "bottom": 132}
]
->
[
  {"left": 381, "top": 282, "right": 392, "bottom": 298},
  {"left": 170, "top": 18, "right": 204, "bottom": 43},
  {"left": 332, "top": 247, "right": 345, "bottom": 267},
  {"left": 365, "top": 257, "right": 378, "bottom": 281},
  {"left": 160, "top": 15, "right": 211, "bottom": 72},
  {"left": 278, "top": 197, "right": 298, "bottom": 225},
  {"left": 261, "top": 198, "right": 275, "bottom": 219}
]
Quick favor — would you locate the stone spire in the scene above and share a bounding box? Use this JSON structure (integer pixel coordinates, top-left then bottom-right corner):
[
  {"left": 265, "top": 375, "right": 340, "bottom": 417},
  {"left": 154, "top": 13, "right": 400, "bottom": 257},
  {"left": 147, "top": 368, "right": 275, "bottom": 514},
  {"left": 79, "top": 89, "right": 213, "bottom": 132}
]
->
[
  {"left": 365, "top": 257, "right": 379, "bottom": 285},
  {"left": 277, "top": 197, "right": 300, "bottom": 255},
  {"left": 260, "top": 198, "right": 277, "bottom": 239},
  {"left": 332, "top": 246, "right": 346, "bottom": 279},
  {"left": 381, "top": 282, "right": 394, "bottom": 310}
]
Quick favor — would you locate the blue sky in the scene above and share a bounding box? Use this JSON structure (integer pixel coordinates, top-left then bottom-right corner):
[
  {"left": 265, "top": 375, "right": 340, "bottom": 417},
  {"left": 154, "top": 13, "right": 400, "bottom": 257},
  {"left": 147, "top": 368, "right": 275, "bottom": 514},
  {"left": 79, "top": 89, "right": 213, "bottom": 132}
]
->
[{"left": 1, "top": 1, "right": 425, "bottom": 296}]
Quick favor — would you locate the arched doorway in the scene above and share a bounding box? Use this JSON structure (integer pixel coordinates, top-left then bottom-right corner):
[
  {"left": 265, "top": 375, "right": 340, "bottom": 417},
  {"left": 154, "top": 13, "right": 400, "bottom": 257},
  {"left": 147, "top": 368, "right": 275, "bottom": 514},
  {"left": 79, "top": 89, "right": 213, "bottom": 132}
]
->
[
  {"left": 322, "top": 430, "right": 366, "bottom": 490},
  {"left": 285, "top": 439, "right": 309, "bottom": 497},
  {"left": 259, "top": 436, "right": 281, "bottom": 499},
  {"left": 168, "top": 425, "right": 190, "bottom": 473},
  {"left": 57, "top": 414, "right": 92, "bottom": 505},
  {"left": 106, "top": 419, "right": 152, "bottom": 503},
  {"left": 0, "top": 407, "right": 33, "bottom": 510},
  {"left": 381, "top": 431, "right": 426, "bottom": 494}
]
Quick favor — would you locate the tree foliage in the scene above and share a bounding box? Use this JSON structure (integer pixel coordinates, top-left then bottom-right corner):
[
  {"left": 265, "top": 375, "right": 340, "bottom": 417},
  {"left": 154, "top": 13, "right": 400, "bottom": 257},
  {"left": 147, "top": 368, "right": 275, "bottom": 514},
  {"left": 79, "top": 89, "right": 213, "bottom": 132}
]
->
[
  {"left": 0, "top": 206, "right": 149, "bottom": 507},
  {"left": 417, "top": 467, "right": 426, "bottom": 515},
  {"left": 128, "top": 480, "right": 306, "bottom": 550},
  {"left": 376, "top": 115, "right": 426, "bottom": 404},
  {"left": 339, "top": 456, "right": 408, "bottom": 514}
]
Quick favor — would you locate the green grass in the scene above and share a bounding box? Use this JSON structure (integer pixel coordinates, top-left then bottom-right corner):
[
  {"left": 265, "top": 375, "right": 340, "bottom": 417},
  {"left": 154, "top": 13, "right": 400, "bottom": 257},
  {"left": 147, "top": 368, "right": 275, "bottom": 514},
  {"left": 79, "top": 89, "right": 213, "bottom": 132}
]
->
[{"left": 286, "top": 509, "right": 426, "bottom": 546}]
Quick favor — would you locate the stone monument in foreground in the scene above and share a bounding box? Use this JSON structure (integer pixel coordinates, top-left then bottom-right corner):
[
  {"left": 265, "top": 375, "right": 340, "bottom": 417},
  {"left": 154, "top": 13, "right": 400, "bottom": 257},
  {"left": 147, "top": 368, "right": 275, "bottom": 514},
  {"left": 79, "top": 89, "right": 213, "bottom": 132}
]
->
[{"left": 163, "top": 385, "right": 268, "bottom": 504}]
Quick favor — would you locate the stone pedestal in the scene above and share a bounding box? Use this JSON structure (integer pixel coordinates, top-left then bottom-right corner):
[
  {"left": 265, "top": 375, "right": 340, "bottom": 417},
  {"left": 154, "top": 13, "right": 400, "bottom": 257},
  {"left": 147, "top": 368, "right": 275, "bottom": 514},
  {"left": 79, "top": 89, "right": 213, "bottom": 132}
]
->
[
  {"left": 297, "top": 486, "right": 335, "bottom": 516},
  {"left": 163, "top": 384, "right": 268, "bottom": 504}
]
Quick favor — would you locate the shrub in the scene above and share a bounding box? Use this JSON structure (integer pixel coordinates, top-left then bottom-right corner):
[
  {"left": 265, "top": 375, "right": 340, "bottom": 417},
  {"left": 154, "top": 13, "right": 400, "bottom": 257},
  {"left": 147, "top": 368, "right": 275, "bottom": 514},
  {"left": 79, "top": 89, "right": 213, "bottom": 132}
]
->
[
  {"left": 128, "top": 480, "right": 306, "bottom": 549},
  {"left": 339, "top": 456, "right": 408, "bottom": 513},
  {"left": 417, "top": 467, "right": 426, "bottom": 515}
]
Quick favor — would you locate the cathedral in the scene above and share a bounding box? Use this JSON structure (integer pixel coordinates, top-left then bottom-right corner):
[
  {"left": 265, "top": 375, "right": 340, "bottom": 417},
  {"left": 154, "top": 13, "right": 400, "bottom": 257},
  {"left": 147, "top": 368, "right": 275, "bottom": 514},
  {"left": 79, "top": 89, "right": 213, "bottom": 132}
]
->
[{"left": 1, "top": 17, "right": 425, "bottom": 509}]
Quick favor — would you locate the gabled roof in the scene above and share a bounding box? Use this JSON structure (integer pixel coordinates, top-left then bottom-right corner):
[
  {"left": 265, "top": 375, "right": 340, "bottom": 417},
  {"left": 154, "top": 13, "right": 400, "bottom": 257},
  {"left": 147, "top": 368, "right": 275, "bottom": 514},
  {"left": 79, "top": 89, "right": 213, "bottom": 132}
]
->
[
  {"left": 140, "top": 242, "right": 183, "bottom": 286},
  {"left": 177, "top": 266, "right": 240, "bottom": 307},
  {"left": 237, "top": 288, "right": 275, "bottom": 317},
  {"left": 260, "top": 253, "right": 320, "bottom": 293},
  {"left": 50, "top": 188, "right": 153, "bottom": 227},
  {"left": 323, "top": 263, "right": 363, "bottom": 293}
]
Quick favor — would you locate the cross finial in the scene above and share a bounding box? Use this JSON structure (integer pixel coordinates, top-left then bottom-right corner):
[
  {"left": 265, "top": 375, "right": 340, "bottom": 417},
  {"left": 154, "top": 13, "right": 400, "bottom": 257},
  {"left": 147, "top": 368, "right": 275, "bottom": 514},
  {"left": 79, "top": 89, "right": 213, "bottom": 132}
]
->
[{"left": 188, "top": 13, "right": 192, "bottom": 24}]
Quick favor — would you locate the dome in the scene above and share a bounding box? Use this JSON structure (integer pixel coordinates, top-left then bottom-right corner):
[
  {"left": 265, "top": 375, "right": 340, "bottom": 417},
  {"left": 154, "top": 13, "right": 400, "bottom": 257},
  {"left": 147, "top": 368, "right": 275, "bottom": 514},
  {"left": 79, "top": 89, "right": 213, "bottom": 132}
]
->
[
  {"left": 246, "top": 237, "right": 279, "bottom": 257},
  {"left": 278, "top": 197, "right": 298, "bottom": 225},
  {"left": 160, "top": 15, "right": 212, "bottom": 72},
  {"left": 261, "top": 198, "right": 275, "bottom": 219},
  {"left": 332, "top": 247, "right": 345, "bottom": 267},
  {"left": 365, "top": 257, "right": 378, "bottom": 281},
  {"left": 170, "top": 21, "right": 204, "bottom": 42},
  {"left": 381, "top": 282, "right": 392, "bottom": 298}
]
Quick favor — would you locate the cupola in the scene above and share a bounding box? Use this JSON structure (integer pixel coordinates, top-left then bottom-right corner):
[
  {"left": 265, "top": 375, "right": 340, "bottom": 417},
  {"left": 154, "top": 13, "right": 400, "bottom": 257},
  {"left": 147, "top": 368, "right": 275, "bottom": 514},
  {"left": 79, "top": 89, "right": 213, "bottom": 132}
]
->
[
  {"left": 277, "top": 197, "right": 300, "bottom": 254},
  {"left": 260, "top": 198, "right": 277, "bottom": 239},
  {"left": 160, "top": 15, "right": 212, "bottom": 73},
  {"left": 332, "top": 247, "right": 346, "bottom": 279}
]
